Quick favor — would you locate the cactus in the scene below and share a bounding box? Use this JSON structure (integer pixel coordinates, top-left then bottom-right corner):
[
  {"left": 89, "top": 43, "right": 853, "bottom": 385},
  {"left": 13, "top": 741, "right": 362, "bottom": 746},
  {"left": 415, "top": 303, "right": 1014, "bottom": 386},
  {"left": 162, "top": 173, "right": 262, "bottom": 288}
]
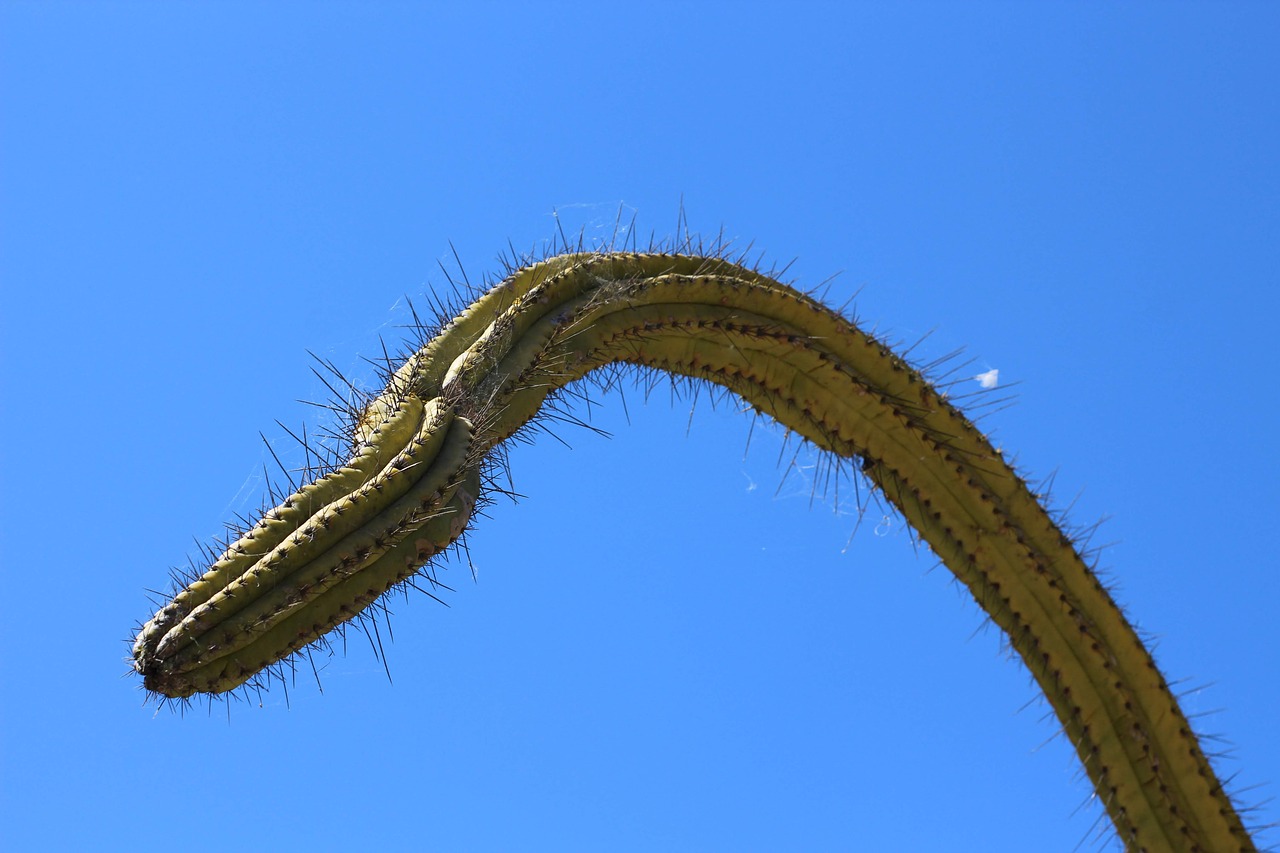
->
[{"left": 133, "top": 248, "right": 1256, "bottom": 852}]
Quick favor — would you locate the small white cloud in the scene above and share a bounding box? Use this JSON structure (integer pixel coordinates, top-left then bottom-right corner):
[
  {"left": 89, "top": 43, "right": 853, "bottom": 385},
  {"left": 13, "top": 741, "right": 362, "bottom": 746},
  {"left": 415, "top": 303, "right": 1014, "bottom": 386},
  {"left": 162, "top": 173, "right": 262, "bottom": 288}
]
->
[{"left": 975, "top": 368, "right": 999, "bottom": 390}]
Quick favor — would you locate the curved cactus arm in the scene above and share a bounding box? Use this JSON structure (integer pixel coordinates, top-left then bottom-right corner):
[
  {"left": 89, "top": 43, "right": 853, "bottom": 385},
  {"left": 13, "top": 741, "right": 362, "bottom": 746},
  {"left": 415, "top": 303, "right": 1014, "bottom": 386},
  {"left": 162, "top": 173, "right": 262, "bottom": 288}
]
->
[{"left": 133, "top": 251, "right": 1255, "bottom": 853}]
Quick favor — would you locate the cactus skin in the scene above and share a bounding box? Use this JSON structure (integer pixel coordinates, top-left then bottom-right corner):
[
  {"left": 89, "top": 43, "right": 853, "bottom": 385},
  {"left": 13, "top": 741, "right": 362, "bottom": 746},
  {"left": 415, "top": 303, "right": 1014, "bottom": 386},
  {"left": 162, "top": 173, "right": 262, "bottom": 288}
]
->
[{"left": 133, "top": 250, "right": 1256, "bottom": 852}]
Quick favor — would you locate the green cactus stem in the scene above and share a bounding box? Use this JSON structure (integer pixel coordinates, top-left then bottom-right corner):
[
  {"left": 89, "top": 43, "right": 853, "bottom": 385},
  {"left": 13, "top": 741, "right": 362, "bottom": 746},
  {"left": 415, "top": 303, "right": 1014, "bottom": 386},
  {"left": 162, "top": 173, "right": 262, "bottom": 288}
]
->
[{"left": 133, "top": 250, "right": 1256, "bottom": 852}]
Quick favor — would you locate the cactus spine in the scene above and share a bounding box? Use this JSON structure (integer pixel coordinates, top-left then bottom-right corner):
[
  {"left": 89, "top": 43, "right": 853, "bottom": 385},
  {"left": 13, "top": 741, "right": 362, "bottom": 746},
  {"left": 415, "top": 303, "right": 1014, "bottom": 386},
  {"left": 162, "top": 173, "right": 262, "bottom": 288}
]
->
[{"left": 133, "top": 250, "right": 1256, "bottom": 852}]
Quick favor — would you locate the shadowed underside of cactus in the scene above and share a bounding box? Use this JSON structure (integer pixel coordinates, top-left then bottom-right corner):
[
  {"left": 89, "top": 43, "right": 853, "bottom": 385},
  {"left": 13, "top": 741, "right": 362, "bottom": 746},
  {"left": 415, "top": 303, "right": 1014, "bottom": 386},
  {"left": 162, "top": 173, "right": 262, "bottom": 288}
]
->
[{"left": 132, "top": 248, "right": 1257, "bottom": 852}]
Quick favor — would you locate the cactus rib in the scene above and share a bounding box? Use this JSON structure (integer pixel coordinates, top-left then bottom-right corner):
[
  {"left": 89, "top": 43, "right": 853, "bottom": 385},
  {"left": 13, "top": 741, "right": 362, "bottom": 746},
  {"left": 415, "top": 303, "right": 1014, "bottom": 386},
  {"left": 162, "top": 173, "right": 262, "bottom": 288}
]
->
[{"left": 133, "top": 250, "right": 1256, "bottom": 852}]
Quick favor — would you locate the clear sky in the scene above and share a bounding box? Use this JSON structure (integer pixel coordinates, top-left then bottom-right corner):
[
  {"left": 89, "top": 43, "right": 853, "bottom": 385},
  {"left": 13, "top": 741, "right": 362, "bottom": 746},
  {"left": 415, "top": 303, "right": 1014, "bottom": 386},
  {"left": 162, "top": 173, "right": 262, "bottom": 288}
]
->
[{"left": 2, "top": 3, "right": 1277, "bottom": 851}]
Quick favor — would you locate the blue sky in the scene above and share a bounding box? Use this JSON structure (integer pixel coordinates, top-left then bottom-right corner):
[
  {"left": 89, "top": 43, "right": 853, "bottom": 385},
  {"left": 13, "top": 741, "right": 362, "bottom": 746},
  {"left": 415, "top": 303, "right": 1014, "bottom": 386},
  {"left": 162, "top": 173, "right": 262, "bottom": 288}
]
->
[{"left": 2, "top": 3, "right": 1277, "bottom": 851}]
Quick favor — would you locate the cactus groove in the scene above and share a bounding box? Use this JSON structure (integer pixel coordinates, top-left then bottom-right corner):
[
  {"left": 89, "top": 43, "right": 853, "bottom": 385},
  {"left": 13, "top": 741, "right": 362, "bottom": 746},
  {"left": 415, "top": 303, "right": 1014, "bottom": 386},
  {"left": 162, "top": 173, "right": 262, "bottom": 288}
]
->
[{"left": 133, "top": 249, "right": 1257, "bottom": 852}]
